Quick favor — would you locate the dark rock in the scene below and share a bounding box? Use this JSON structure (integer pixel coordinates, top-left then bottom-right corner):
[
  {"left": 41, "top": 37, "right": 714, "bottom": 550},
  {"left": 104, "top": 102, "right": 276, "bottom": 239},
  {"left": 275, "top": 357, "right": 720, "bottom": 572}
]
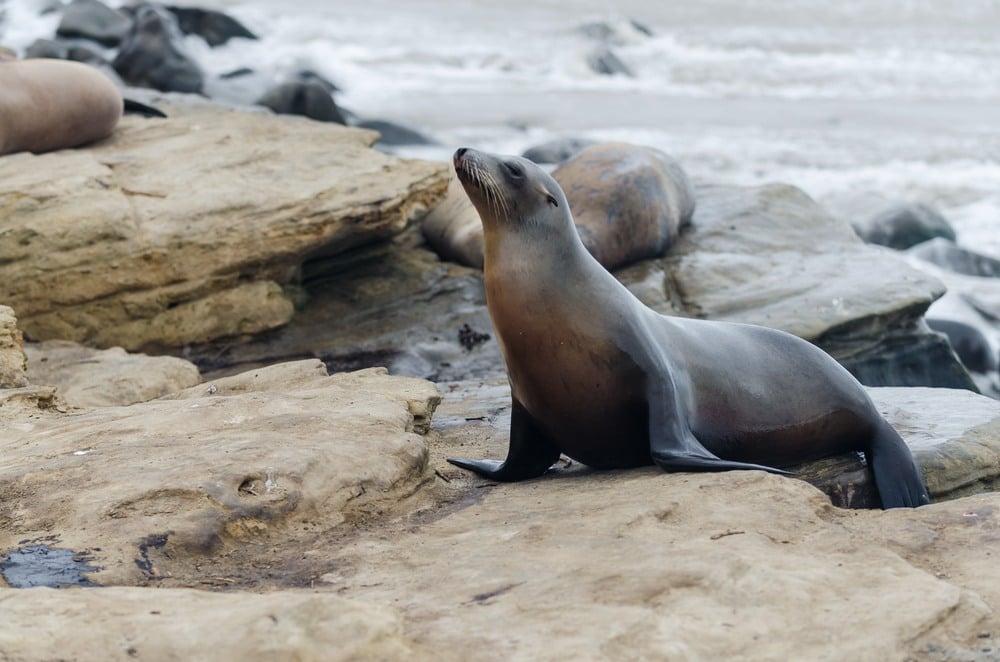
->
[
  {"left": 822, "top": 320, "right": 980, "bottom": 391},
  {"left": 522, "top": 137, "right": 596, "bottom": 164},
  {"left": 25, "top": 38, "right": 72, "bottom": 59},
  {"left": 630, "top": 19, "right": 654, "bottom": 37},
  {"left": 586, "top": 46, "right": 633, "bottom": 77},
  {"left": 165, "top": 5, "right": 257, "bottom": 47},
  {"left": 257, "top": 80, "right": 346, "bottom": 124},
  {"left": 220, "top": 67, "right": 255, "bottom": 80},
  {"left": 927, "top": 318, "right": 998, "bottom": 374},
  {"left": 56, "top": 0, "right": 133, "bottom": 47},
  {"left": 295, "top": 69, "right": 339, "bottom": 93},
  {"left": 356, "top": 119, "right": 437, "bottom": 146},
  {"left": 24, "top": 37, "right": 124, "bottom": 86},
  {"left": 852, "top": 202, "right": 957, "bottom": 250},
  {"left": 908, "top": 238, "right": 1000, "bottom": 279},
  {"left": 578, "top": 18, "right": 653, "bottom": 45},
  {"left": 113, "top": 4, "right": 204, "bottom": 94}
]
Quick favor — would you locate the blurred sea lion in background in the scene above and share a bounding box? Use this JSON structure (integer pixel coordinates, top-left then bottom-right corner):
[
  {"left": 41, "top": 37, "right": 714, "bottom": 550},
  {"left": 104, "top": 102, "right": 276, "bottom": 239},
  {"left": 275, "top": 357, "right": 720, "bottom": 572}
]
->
[{"left": 0, "top": 57, "right": 124, "bottom": 156}]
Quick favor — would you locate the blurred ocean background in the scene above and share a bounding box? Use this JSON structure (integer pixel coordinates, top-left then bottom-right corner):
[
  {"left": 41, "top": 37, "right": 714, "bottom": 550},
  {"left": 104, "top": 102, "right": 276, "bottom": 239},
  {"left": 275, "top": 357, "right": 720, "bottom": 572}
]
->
[{"left": 3, "top": 0, "right": 998, "bottom": 256}]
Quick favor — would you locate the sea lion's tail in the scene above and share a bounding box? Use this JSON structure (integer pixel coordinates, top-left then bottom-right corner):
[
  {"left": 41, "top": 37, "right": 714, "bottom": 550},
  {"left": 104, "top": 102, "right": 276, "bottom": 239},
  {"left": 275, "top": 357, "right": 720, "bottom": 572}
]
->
[{"left": 868, "top": 420, "right": 931, "bottom": 508}]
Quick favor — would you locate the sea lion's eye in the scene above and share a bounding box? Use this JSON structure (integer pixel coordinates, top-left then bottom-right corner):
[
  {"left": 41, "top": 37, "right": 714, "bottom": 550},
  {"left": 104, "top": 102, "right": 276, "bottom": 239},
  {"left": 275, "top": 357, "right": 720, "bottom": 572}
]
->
[
  {"left": 546, "top": 194, "right": 559, "bottom": 208},
  {"left": 504, "top": 162, "right": 524, "bottom": 179}
]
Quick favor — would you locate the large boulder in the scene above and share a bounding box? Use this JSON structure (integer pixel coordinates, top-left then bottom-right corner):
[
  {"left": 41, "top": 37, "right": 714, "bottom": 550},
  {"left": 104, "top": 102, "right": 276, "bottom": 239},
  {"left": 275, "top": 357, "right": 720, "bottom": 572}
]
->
[
  {"left": 852, "top": 201, "right": 958, "bottom": 250},
  {"left": 0, "top": 98, "right": 448, "bottom": 350},
  {"left": 0, "top": 360, "right": 440, "bottom": 586},
  {"left": 622, "top": 183, "right": 974, "bottom": 389}
]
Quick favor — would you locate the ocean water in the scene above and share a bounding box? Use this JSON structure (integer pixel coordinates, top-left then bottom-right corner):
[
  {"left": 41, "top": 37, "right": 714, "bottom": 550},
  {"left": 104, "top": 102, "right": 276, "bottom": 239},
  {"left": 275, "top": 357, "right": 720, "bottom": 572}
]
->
[{"left": 2, "top": 0, "right": 998, "bottom": 256}]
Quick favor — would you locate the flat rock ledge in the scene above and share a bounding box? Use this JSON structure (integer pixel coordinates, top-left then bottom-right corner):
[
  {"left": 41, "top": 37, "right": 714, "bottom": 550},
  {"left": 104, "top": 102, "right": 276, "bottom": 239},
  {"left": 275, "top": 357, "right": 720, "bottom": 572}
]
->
[
  {"left": 0, "top": 360, "right": 440, "bottom": 586},
  {"left": 0, "top": 99, "right": 449, "bottom": 350},
  {"left": 0, "top": 587, "right": 428, "bottom": 661}
]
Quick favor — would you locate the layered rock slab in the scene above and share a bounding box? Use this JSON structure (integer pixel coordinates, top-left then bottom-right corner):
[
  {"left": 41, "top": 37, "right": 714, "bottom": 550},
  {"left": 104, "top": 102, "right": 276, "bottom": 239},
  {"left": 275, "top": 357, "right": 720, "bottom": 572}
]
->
[
  {"left": 0, "top": 100, "right": 449, "bottom": 350},
  {"left": 0, "top": 360, "right": 440, "bottom": 585}
]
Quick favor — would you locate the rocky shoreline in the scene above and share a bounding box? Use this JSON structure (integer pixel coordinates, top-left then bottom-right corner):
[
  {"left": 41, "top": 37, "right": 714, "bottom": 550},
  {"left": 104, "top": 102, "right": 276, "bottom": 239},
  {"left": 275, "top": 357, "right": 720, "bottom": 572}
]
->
[{"left": 2, "top": 1, "right": 1000, "bottom": 658}]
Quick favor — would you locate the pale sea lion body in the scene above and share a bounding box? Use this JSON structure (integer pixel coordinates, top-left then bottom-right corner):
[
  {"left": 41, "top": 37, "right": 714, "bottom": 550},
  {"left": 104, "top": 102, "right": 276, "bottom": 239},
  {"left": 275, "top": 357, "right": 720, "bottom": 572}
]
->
[
  {"left": 0, "top": 59, "right": 123, "bottom": 156},
  {"left": 552, "top": 142, "right": 695, "bottom": 269},
  {"left": 448, "top": 147, "right": 929, "bottom": 509},
  {"left": 422, "top": 141, "right": 694, "bottom": 272}
]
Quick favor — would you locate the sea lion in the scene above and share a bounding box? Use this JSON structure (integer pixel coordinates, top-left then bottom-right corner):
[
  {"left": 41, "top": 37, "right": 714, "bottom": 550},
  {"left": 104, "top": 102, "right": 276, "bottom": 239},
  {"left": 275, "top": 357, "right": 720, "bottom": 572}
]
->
[
  {"left": 447, "top": 147, "right": 930, "bottom": 509},
  {"left": 0, "top": 58, "right": 123, "bottom": 156},
  {"left": 422, "top": 141, "right": 694, "bottom": 272},
  {"left": 552, "top": 142, "right": 695, "bottom": 269}
]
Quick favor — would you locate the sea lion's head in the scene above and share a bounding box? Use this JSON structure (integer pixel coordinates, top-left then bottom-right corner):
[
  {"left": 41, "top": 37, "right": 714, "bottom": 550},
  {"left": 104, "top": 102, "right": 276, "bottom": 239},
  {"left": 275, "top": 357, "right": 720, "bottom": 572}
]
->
[{"left": 453, "top": 148, "right": 569, "bottom": 231}]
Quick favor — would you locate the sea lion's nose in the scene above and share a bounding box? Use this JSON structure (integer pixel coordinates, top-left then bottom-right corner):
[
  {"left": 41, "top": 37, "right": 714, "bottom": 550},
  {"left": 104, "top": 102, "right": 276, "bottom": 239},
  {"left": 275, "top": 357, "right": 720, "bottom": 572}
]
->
[{"left": 455, "top": 147, "right": 468, "bottom": 159}]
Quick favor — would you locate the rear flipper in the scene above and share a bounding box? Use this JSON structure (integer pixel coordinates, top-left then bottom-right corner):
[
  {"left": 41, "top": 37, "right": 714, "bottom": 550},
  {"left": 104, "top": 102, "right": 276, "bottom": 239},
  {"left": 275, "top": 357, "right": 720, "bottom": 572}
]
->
[
  {"left": 645, "top": 363, "right": 791, "bottom": 477},
  {"left": 651, "top": 449, "right": 792, "bottom": 475},
  {"left": 867, "top": 420, "right": 930, "bottom": 508}
]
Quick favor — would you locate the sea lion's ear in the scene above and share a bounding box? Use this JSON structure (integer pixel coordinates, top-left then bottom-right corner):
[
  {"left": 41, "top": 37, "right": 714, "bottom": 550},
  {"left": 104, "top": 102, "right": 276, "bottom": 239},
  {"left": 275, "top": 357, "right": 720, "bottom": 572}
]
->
[{"left": 545, "top": 193, "right": 559, "bottom": 208}]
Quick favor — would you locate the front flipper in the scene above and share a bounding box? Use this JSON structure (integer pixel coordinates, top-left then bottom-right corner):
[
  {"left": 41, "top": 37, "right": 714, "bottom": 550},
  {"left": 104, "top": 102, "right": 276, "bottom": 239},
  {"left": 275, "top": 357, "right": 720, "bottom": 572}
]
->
[
  {"left": 646, "top": 365, "right": 790, "bottom": 475},
  {"left": 448, "top": 398, "right": 562, "bottom": 482}
]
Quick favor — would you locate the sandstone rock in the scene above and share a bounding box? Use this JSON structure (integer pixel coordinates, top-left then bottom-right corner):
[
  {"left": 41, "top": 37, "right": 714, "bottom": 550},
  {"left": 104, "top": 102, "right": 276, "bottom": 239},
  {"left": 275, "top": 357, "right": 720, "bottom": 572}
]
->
[
  {"left": 331, "top": 432, "right": 1000, "bottom": 660},
  {"left": 0, "top": 305, "right": 27, "bottom": 388},
  {"left": 0, "top": 360, "right": 440, "bottom": 585},
  {"left": 185, "top": 229, "right": 500, "bottom": 383},
  {"left": 872, "top": 387, "right": 1000, "bottom": 499},
  {"left": 24, "top": 340, "right": 200, "bottom": 407},
  {"left": 0, "top": 587, "right": 428, "bottom": 660},
  {"left": 623, "top": 183, "right": 974, "bottom": 389},
  {"left": 0, "top": 99, "right": 449, "bottom": 350}
]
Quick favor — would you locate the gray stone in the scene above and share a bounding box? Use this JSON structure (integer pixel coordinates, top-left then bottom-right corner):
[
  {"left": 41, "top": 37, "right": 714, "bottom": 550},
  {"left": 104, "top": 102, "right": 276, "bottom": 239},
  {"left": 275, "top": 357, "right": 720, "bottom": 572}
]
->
[
  {"left": 56, "top": 0, "right": 132, "bottom": 47},
  {"left": 853, "top": 201, "right": 957, "bottom": 250}
]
